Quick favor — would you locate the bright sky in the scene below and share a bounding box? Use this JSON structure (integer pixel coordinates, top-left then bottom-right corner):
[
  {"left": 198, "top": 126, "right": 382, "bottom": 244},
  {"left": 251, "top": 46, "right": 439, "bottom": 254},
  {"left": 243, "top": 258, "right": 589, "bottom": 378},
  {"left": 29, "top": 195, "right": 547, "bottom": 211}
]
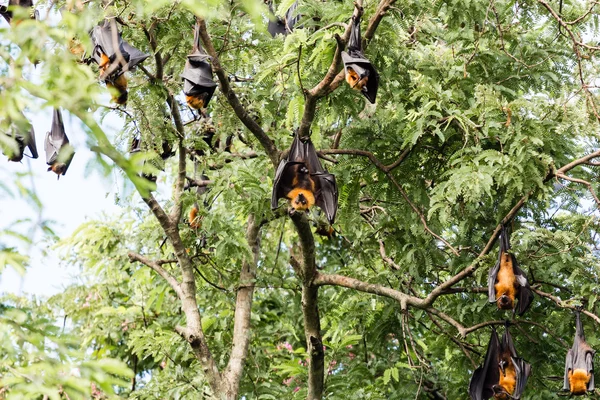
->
[{"left": 0, "top": 107, "right": 124, "bottom": 297}]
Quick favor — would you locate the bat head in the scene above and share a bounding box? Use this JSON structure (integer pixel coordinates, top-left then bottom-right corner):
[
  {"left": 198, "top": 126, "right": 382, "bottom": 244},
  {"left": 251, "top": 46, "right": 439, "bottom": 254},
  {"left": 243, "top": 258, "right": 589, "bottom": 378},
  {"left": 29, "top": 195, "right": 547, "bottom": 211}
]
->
[
  {"left": 491, "top": 385, "right": 510, "bottom": 399},
  {"left": 497, "top": 294, "right": 514, "bottom": 310},
  {"left": 186, "top": 93, "right": 206, "bottom": 110},
  {"left": 48, "top": 162, "right": 67, "bottom": 178}
]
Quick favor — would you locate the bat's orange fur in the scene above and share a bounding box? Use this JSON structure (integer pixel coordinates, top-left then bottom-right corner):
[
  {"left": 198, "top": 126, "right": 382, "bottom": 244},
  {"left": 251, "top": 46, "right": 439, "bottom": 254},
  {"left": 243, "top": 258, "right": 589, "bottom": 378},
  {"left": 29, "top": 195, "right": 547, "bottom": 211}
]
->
[
  {"left": 189, "top": 205, "right": 202, "bottom": 230},
  {"left": 69, "top": 38, "right": 85, "bottom": 58},
  {"left": 569, "top": 369, "right": 591, "bottom": 395},
  {"left": 494, "top": 351, "right": 516, "bottom": 399},
  {"left": 186, "top": 95, "right": 205, "bottom": 110},
  {"left": 345, "top": 67, "right": 369, "bottom": 91},
  {"left": 494, "top": 252, "right": 517, "bottom": 310},
  {"left": 286, "top": 188, "right": 315, "bottom": 211},
  {"left": 107, "top": 74, "right": 128, "bottom": 105},
  {"left": 48, "top": 163, "right": 67, "bottom": 176}
]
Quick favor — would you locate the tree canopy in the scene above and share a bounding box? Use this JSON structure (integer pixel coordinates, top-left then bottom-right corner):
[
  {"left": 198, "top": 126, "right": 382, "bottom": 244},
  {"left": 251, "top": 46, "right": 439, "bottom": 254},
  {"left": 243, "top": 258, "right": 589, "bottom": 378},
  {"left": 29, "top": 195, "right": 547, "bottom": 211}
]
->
[{"left": 2, "top": 0, "right": 600, "bottom": 399}]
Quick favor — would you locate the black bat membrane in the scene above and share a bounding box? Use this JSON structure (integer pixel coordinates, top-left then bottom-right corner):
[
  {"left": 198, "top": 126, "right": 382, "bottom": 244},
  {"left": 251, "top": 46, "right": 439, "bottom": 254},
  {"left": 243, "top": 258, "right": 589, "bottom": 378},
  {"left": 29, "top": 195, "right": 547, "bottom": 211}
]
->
[
  {"left": 564, "top": 309, "right": 595, "bottom": 395},
  {"left": 266, "top": 0, "right": 300, "bottom": 37},
  {"left": 181, "top": 23, "right": 217, "bottom": 109},
  {"left": 90, "top": 20, "right": 149, "bottom": 103},
  {"left": 341, "top": 15, "right": 379, "bottom": 104},
  {"left": 44, "top": 108, "right": 74, "bottom": 179},
  {"left": 2, "top": 116, "right": 38, "bottom": 162},
  {"left": 1, "top": 0, "right": 36, "bottom": 24},
  {"left": 469, "top": 323, "right": 531, "bottom": 400},
  {"left": 488, "top": 225, "right": 533, "bottom": 316},
  {"left": 271, "top": 134, "right": 338, "bottom": 224}
]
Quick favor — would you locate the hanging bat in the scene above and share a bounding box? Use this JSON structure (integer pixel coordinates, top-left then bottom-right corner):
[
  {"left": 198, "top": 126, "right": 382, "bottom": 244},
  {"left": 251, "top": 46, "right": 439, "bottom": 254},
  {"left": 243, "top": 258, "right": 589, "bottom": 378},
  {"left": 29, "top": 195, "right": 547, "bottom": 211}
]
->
[
  {"left": 271, "top": 134, "right": 338, "bottom": 224},
  {"left": 45, "top": 108, "right": 74, "bottom": 179},
  {"left": 2, "top": 117, "right": 38, "bottom": 162},
  {"left": 469, "top": 323, "right": 531, "bottom": 400},
  {"left": 341, "top": 15, "right": 379, "bottom": 104},
  {"left": 1, "top": 0, "right": 37, "bottom": 25},
  {"left": 564, "top": 308, "right": 595, "bottom": 395},
  {"left": 90, "top": 20, "right": 149, "bottom": 105},
  {"left": 181, "top": 22, "right": 217, "bottom": 110},
  {"left": 266, "top": 0, "right": 300, "bottom": 37},
  {"left": 488, "top": 225, "right": 533, "bottom": 316}
]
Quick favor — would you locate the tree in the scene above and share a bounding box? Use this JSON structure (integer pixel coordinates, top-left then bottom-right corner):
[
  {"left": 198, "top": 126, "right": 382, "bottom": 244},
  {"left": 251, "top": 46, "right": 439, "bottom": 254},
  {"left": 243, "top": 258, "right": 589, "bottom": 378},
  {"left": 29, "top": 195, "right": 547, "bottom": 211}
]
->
[{"left": 2, "top": 0, "right": 600, "bottom": 399}]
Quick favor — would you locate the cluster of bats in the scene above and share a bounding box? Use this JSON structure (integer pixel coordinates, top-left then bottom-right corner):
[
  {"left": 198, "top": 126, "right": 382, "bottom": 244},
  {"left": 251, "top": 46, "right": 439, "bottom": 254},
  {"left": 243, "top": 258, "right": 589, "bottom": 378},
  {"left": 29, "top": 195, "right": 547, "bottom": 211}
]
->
[
  {"left": 469, "top": 226, "right": 595, "bottom": 399},
  {"left": 2, "top": 2, "right": 594, "bottom": 397}
]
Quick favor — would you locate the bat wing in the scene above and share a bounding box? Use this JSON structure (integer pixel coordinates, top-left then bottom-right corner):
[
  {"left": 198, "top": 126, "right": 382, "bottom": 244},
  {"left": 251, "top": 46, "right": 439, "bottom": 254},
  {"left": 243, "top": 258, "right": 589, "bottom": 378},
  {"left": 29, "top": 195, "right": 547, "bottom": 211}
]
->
[
  {"left": 348, "top": 15, "right": 362, "bottom": 52},
  {"left": 512, "top": 256, "right": 533, "bottom": 315},
  {"left": 24, "top": 126, "right": 37, "bottom": 159},
  {"left": 564, "top": 348, "right": 574, "bottom": 391},
  {"left": 268, "top": 18, "right": 287, "bottom": 37},
  {"left": 271, "top": 159, "right": 302, "bottom": 209},
  {"left": 587, "top": 351, "right": 595, "bottom": 391},
  {"left": 181, "top": 54, "right": 217, "bottom": 103},
  {"left": 91, "top": 21, "right": 129, "bottom": 74},
  {"left": 314, "top": 172, "right": 338, "bottom": 224},
  {"left": 487, "top": 257, "right": 500, "bottom": 303},
  {"left": 44, "top": 108, "right": 74, "bottom": 174},
  {"left": 469, "top": 328, "right": 500, "bottom": 400},
  {"left": 341, "top": 51, "right": 379, "bottom": 104},
  {"left": 121, "top": 39, "right": 149, "bottom": 70},
  {"left": 0, "top": 5, "right": 10, "bottom": 23},
  {"left": 512, "top": 357, "right": 532, "bottom": 399},
  {"left": 284, "top": 0, "right": 300, "bottom": 32}
]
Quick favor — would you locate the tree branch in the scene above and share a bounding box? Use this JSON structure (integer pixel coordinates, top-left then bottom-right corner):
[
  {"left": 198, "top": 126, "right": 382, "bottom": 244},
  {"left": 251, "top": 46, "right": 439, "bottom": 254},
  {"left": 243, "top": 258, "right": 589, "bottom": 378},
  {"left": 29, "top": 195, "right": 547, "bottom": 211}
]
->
[
  {"left": 195, "top": 17, "right": 278, "bottom": 166},
  {"left": 127, "top": 251, "right": 183, "bottom": 300},
  {"left": 223, "top": 214, "right": 261, "bottom": 397}
]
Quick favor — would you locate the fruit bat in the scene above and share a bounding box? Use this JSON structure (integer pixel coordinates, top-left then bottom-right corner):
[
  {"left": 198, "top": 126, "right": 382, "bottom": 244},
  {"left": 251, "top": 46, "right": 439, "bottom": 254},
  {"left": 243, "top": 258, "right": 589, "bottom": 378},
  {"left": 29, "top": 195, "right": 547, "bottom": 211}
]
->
[
  {"left": 341, "top": 15, "right": 379, "bottom": 104},
  {"left": 0, "top": 0, "right": 37, "bottom": 25},
  {"left": 469, "top": 323, "right": 531, "bottom": 400},
  {"left": 266, "top": 0, "right": 300, "bottom": 37},
  {"left": 90, "top": 20, "right": 149, "bottom": 105},
  {"left": 45, "top": 108, "right": 74, "bottom": 179},
  {"left": 181, "top": 22, "right": 217, "bottom": 110},
  {"left": 488, "top": 225, "right": 533, "bottom": 316},
  {"left": 271, "top": 134, "right": 338, "bottom": 224},
  {"left": 564, "top": 309, "right": 595, "bottom": 395},
  {"left": 2, "top": 116, "right": 38, "bottom": 162}
]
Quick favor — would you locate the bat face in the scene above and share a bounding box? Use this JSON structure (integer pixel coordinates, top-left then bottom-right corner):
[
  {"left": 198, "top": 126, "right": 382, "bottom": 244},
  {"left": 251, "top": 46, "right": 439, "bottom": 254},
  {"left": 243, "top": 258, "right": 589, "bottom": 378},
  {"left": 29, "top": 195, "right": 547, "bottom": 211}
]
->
[
  {"left": 271, "top": 135, "right": 338, "bottom": 224},
  {"left": 345, "top": 67, "right": 369, "bottom": 91},
  {"left": 469, "top": 326, "right": 530, "bottom": 400}
]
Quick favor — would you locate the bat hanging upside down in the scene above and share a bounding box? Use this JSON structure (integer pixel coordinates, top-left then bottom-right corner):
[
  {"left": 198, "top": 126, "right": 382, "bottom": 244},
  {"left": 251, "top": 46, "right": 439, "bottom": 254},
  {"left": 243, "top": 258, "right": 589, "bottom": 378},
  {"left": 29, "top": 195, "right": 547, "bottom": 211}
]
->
[
  {"left": 564, "top": 308, "right": 595, "bottom": 395},
  {"left": 488, "top": 225, "right": 533, "bottom": 316},
  {"left": 99, "top": 53, "right": 128, "bottom": 105},
  {"left": 271, "top": 134, "right": 338, "bottom": 225},
  {"left": 345, "top": 67, "right": 369, "bottom": 91},
  {"left": 469, "top": 323, "right": 531, "bottom": 400}
]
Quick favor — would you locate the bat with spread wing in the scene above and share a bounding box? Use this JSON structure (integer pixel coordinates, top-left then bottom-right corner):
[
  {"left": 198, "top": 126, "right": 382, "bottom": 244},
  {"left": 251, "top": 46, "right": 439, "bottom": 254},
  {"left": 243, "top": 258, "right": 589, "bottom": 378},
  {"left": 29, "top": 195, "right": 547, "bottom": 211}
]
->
[
  {"left": 271, "top": 134, "right": 338, "bottom": 224},
  {"left": 2, "top": 115, "right": 38, "bottom": 162},
  {"left": 341, "top": 15, "right": 379, "bottom": 104},
  {"left": 266, "top": 0, "right": 300, "bottom": 37},
  {"left": 1, "top": 0, "right": 37, "bottom": 25},
  {"left": 564, "top": 308, "right": 595, "bottom": 395},
  {"left": 181, "top": 22, "right": 217, "bottom": 110},
  {"left": 45, "top": 108, "right": 74, "bottom": 179},
  {"left": 488, "top": 225, "right": 533, "bottom": 316},
  {"left": 90, "top": 20, "right": 149, "bottom": 104},
  {"left": 469, "top": 323, "right": 531, "bottom": 400}
]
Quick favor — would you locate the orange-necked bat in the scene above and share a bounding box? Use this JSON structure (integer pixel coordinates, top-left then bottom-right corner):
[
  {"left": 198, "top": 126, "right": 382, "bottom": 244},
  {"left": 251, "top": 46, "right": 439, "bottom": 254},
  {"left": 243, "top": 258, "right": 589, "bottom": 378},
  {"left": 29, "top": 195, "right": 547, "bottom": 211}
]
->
[
  {"left": 2, "top": 116, "right": 38, "bottom": 162},
  {"left": 488, "top": 225, "right": 533, "bottom": 316},
  {"left": 271, "top": 134, "right": 338, "bottom": 224},
  {"left": 90, "top": 20, "right": 149, "bottom": 105},
  {"left": 44, "top": 108, "right": 74, "bottom": 179},
  {"left": 469, "top": 323, "right": 531, "bottom": 400},
  {"left": 564, "top": 309, "right": 595, "bottom": 395},
  {"left": 266, "top": 0, "right": 299, "bottom": 37},
  {"left": 0, "top": 0, "right": 37, "bottom": 25},
  {"left": 341, "top": 15, "right": 379, "bottom": 104},
  {"left": 181, "top": 22, "right": 217, "bottom": 110}
]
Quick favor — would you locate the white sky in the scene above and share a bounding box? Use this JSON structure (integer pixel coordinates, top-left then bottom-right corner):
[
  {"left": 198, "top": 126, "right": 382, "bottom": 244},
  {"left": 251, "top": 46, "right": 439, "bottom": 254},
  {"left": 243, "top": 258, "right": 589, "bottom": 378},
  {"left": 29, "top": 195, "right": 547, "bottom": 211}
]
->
[{"left": 0, "top": 107, "right": 125, "bottom": 297}]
